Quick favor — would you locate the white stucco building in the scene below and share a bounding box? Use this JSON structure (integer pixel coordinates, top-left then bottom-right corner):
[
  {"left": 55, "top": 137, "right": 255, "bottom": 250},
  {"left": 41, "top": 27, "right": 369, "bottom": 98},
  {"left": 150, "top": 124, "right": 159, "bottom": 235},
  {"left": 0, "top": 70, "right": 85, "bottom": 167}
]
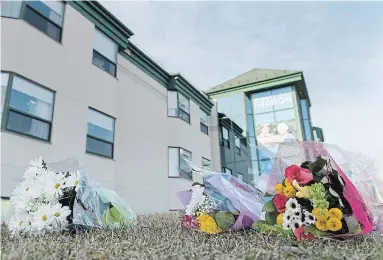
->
[{"left": 0, "top": 1, "right": 221, "bottom": 214}]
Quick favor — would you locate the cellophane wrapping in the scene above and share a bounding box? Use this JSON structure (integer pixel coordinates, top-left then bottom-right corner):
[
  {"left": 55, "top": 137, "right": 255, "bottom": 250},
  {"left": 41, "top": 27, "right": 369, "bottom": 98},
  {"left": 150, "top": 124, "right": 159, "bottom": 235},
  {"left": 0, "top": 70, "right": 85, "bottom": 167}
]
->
[
  {"left": 8, "top": 158, "right": 136, "bottom": 235},
  {"left": 178, "top": 158, "right": 265, "bottom": 233},
  {"left": 265, "top": 141, "right": 378, "bottom": 237}
]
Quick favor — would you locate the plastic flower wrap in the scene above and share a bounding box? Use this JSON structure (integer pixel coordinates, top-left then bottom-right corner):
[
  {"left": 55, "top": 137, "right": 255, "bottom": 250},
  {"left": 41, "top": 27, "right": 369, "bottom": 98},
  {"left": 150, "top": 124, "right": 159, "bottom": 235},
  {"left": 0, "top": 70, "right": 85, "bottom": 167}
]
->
[
  {"left": 178, "top": 158, "right": 265, "bottom": 234},
  {"left": 258, "top": 141, "right": 378, "bottom": 240},
  {"left": 8, "top": 158, "right": 136, "bottom": 235}
]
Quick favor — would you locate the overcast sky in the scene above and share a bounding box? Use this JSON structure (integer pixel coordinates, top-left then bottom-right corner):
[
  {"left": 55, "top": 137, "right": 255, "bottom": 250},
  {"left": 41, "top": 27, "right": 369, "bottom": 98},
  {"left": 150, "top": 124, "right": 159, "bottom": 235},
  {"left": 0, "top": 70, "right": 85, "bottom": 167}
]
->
[{"left": 101, "top": 1, "right": 383, "bottom": 178}]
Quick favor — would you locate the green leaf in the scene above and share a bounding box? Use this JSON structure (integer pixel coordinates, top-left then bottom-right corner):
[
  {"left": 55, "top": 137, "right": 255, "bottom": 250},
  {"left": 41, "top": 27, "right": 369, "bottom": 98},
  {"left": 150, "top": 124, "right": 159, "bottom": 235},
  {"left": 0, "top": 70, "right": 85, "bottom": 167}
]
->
[
  {"left": 262, "top": 199, "right": 276, "bottom": 213},
  {"left": 304, "top": 225, "right": 328, "bottom": 237},
  {"left": 215, "top": 211, "right": 235, "bottom": 231},
  {"left": 265, "top": 211, "right": 278, "bottom": 225},
  {"left": 264, "top": 192, "right": 274, "bottom": 197},
  {"left": 251, "top": 220, "right": 267, "bottom": 231},
  {"left": 102, "top": 206, "right": 122, "bottom": 225},
  {"left": 282, "top": 179, "right": 286, "bottom": 186}
]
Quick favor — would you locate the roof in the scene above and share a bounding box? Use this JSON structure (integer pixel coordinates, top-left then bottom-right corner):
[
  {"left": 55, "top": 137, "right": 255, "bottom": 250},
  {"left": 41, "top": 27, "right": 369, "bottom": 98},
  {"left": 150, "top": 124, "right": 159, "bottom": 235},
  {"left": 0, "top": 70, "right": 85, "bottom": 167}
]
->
[{"left": 207, "top": 68, "right": 301, "bottom": 94}]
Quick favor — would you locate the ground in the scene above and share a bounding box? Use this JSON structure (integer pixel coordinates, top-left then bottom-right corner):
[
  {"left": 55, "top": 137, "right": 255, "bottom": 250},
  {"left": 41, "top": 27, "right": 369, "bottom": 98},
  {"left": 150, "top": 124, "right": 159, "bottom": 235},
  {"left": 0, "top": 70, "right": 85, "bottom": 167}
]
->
[{"left": 1, "top": 213, "right": 382, "bottom": 259}]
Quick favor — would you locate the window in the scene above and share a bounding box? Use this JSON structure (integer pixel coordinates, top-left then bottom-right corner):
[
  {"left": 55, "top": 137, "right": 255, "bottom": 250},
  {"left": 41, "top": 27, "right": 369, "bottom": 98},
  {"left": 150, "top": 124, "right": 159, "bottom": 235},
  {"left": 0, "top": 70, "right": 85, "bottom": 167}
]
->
[
  {"left": 222, "top": 167, "right": 232, "bottom": 175},
  {"left": 221, "top": 126, "right": 230, "bottom": 148},
  {"left": 1, "top": 72, "right": 9, "bottom": 125},
  {"left": 168, "top": 147, "right": 192, "bottom": 180},
  {"left": 1, "top": 73, "right": 55, "bottom": 141},
  {"left": 200, "top": 109, "right": 208, "bottom": 135},
  {"left": 178, "top": 93, "right": 190, "bottom": 123},
  {"left": 235, "top": 138, "right": 241, "bottom": 155},
  {"left": 93, "top": 29, "right": 118, "bottom": 76},
  {"left": 1, "top": 1, "right": 23, "bottom": 18},
  {"left": 86, "top": 108, "right": 115, "bottom": 158},
  {"left": 22, "top": 1, "right": 65, "bottom": 42},
  {"left": 313, "top": 127, "right": 325, "bottom": 142},
  {"left": 202, "top": 158, "right": 211, "bottom": 169},
  {"left": 237, "top": 173, "right": 243, "bottom": 181},
  {"left": 300, "top": 99, "right": 312, "bottom": 141},
  {"left": 167, "top": 91, "right": 190, "bottom": 123}
]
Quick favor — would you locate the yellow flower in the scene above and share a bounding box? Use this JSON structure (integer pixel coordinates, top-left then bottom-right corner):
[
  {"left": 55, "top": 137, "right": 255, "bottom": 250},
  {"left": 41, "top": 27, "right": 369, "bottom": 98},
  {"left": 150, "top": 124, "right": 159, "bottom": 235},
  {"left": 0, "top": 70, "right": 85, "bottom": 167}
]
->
[
  {"left": 292, "top": 180, "right": 310, "bottom": 198},
  {"left": 198, "top": 213, "right": 222, "bottom": 234},
  {"left": 315, "top": 219, "right": 328, "bottom": 231},
  {"left": 277, "top": 214, "right": 283, "bottom": 225},
  {"left": 326, "top": 217, "right": 342, "bottom": 232},
  {"left": 274, "top": 184, "right": 284, "bottom": 194},
  {"left": 312, "top": 208, "right": 329, "bottom": 221},
  {"left": 284, "top": 178, "right": 293, "bottom": 187},
  {"left": 283, "top": 185, "right": 296, "bottom": 198},
  {"left": 328, "top": 208, "right": 343, "bottom": 220}
]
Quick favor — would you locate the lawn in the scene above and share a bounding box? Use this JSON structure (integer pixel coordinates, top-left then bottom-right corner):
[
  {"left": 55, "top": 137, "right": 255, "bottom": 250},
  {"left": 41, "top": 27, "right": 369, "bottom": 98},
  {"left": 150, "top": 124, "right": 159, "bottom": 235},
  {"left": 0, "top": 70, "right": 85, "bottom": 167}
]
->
[{"left": 1, "top": 213, "right": 382, "bottom": 259}]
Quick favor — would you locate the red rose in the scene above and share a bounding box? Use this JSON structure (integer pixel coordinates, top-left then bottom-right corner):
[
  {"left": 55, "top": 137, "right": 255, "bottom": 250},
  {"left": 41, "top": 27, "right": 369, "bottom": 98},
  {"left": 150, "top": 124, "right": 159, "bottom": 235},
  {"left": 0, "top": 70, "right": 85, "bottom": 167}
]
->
[
  {"left": 273, "top": 194, "right": 288, "bottom": 213},
  {"left": 285, "top": 165, "right": 313, "bottom": 185},
  {"left": 293, "top": 226, "right": 315, "bottom": 241},
  {"left": 181, "top": 215, "right": 198, "bottom": 229}
]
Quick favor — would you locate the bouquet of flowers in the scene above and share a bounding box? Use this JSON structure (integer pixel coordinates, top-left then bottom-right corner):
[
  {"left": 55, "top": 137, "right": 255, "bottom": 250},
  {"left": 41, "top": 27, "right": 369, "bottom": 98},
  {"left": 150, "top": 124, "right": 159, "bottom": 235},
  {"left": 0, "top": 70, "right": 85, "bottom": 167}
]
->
[
  {"left": 178, "top": 160, "right": 265, "bottom": 234},
  {"left": 8, "top": 157, "right": 135, "bottom": 235},
  {"left": 255, "top": 141, "right": 376, "bottom": 240}
]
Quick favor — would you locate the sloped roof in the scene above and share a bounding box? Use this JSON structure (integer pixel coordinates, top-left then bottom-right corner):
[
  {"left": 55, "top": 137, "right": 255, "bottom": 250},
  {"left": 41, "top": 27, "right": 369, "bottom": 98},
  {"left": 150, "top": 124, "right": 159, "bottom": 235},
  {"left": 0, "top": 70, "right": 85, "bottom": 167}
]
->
[{"left": 206, "top": 68, "right": 301, "bottom": 94}]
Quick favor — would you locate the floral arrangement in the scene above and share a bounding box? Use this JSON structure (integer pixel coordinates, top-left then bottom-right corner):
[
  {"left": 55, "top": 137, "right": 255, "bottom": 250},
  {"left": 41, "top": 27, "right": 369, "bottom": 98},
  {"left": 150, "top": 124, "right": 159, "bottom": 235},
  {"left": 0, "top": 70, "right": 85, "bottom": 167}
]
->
[
  {"left": 8, "top": 158, "right": 136, "bottom": 235},
  {"left": 254, "top": 156, "right": 368, "bottom": 240},
  {"left": 9, "top": 158, "right": 79, "bottom": 235},
  {"left": 180, "top": 175, "right": 265, "bottom": 234}
]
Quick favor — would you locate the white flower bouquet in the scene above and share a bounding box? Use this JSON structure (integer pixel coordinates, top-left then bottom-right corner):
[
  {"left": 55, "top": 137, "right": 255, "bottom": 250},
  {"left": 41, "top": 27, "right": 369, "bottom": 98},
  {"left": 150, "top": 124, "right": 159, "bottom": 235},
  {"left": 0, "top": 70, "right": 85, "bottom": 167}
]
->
[{"left": 8, "top": 158, "right": 136, "bottom": 235}]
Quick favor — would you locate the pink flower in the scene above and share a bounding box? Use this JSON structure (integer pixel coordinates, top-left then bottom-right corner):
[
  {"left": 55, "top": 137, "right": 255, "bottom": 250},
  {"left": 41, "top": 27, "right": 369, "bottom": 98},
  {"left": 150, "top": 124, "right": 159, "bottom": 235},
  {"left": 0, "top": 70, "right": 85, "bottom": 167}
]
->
[
  {"left": 181, "top": 215, "right": 198, "bottom": 229},
  {"left": 273, "top": 194, "right": 289, "bottom": 213},
  {"left": 285, "top": 165, "right": 313, "bottom": 185},
  {"left": 293, "top": 226, "right": 315, "bottom": 241}
]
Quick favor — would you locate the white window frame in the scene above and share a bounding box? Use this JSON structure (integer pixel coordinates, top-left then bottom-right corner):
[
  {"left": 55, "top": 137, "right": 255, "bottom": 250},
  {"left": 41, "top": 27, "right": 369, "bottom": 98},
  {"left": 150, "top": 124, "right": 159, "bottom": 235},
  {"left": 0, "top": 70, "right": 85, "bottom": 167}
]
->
[
  {"left": 200, "top": 109, "right": 208, "bottom": 135},
  {"left": 168, "top": 147, "right": 193, "bottom": 179},
  {"left": 167, "top": 91, "right": 190, "bottom": 123}
]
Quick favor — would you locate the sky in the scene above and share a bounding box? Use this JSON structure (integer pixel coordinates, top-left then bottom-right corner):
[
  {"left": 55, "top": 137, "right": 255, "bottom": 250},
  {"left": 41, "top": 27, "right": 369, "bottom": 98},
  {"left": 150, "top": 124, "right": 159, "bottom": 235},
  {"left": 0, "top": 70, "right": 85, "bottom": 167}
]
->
[{"left": 101, "top": 1, "right": 383, "bottom": 178}]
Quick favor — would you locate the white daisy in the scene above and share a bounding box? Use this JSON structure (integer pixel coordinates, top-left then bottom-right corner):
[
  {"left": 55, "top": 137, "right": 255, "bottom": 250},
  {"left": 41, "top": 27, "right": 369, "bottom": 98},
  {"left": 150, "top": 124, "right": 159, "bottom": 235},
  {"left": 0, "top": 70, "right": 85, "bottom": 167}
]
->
[
  {"left": 63, "top": 170, "right": 81, "bottom": 192},
  {"left": 282, "top": 221, "right": 292, "bottom": 230},
  {"left": 185, "top": 184, "right": 205, "bottom": 216},
  {"left": 31, "top": 204, "right": 55, "bottom": 232},
  {"left": 42, "top": 171, "right": 66, "bottom": 202},
  {"left": 291, "top": 210, "right": 303, "bottom": 220},
  {"left": 50, "top": 203, "right": 71, "bottom": 228},
  {"left": 283, "top": 212, "right": 294, "bottom": 224},
  {"left": 23, "top": 157, "right": 46, "bottom": 181},
  {"left": 291, "top": 218, "right": 304, "bottom": 230},
  {"left": 285, "top": 198, "right": 301, "bottom": 212},
  {"left": 303, "top": 210, "right": 316, "bottom": 225},
  {"left": 8, "top": 210, "right": 32, "bottom": 234}
]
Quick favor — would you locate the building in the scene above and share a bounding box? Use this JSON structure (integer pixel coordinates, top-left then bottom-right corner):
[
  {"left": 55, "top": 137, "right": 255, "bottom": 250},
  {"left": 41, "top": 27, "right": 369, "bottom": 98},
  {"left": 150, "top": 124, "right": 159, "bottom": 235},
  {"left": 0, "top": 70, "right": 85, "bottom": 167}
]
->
[
  {"left": 0, "top": 1, "right": 221, "bottom": 214},
  {"left": 0, "top": 1, "right": 324, "bottom": 217},
  {"left": 206, "top": 69, "right": 324, "bottom": 185}
]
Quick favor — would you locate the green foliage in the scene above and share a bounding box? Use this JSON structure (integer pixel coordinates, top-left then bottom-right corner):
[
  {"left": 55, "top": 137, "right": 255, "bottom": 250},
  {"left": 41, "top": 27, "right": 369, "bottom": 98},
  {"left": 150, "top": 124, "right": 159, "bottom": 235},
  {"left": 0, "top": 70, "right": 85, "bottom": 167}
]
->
[
  {"left": 262, "top": 199, "right": 276, "bottom": 213},
  {"left": 309, "top": 157, "right": 329, "bottom": 182},
  {"left": 264, "top": 192, "right": 273, "bottom": 197},
  {"left": 252, "top": 221, "right": 294, "bottom": 238},
  {"left": 102, "top": 205, "right": 123, "bottom": 225},
  {"left": 215, "top": 211, "right": 235, "bottom": 231},
  {"left": 304, "top": 225, "right": 328, "bottom": 237},
  {"left": 309, "top": 183, "right": 329, "bottom": 208},
  {"left": 265, "top": 211, "right": 278, "bottom": 225}
]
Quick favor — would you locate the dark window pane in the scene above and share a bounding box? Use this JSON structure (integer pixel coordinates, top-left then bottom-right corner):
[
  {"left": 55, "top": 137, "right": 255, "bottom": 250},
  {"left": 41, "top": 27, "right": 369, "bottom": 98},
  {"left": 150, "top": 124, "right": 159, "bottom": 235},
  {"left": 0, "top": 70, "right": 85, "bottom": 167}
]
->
[
  {"left": 23, "top": 6, "right": 61, "bottom": 42},
  {"left": 87, "top": 123, "right": 114, "bottom": 142},
  {"left": 27, "top": 1, "right": 62, "bottom": 26},
  {"left": 179, "top": 109, "right": 190, "bottom": 123},
  {"left": 304, "top": 119, "right": 312, "bottom": 140},
  {"left": 7, "top": 110, "right": 50, "bottom": 140},
  {"left": 200, "top": 123, "right": 208, "bottom": 134},
  {"left": 92, "top": 50, "right": 116, "bottom": 76},
  {"left": 86, "top": 136, "right": 113, "bottom": 158}
]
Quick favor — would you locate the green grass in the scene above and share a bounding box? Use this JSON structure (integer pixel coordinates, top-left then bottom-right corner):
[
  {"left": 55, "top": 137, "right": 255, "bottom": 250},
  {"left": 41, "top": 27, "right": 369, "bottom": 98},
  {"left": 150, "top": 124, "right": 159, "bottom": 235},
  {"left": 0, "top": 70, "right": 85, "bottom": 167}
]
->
[{"left": 1, "top": 213, "right": 383, "bottom": 259}]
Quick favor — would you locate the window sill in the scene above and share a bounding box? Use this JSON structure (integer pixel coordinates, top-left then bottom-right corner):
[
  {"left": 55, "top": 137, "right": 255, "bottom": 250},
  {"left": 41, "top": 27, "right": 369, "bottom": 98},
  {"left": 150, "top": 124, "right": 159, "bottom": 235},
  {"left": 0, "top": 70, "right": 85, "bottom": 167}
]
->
[
  {"left": 85, "top": 151, "right": 115, "bottom": 161},
  {"left": 168, "top": 176, "right": 193, "bottom": 181},
  {"left": 22, "top": 19, "right": 63, "bottom": 45},
  {"left": 2, "top": 128, "right": 52, "bottom": 144}
]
